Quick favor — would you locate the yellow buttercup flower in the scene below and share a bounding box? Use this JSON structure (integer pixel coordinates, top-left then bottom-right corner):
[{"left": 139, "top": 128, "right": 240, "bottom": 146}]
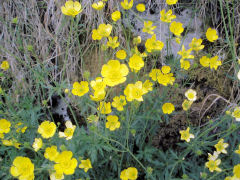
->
[
  {"left": 90, "top": 90, "right": 106, "bottom": 102},
  {"left": 145, "top": 34, "right": 164, "bottom": 53},
  {"left": 44, "top": 146, "right": 59, "bottom": 162},
  {"left": 129, "top": 54, "right": 144, "bottom": 72},
  {"left": 61, "top": 1, "right": 82, "bottom": 17},
  {"left": 79, "top": 159, "right": 92, "bottom": 172},
  {"left": 92, "top": 1, "right": 105, "bottom": 10},
  {"left": 180, "top": 59, "right": 190, "bottom": 70},
  {"left": 149, "top": 69, "right": 161, "bottom": 81},
  {"left": 209, "top": 56, "right": 222, "bottom": 70},
  {"left": 214, "top": 139, "right": 229, "bottom": 154},
  {"left": 189, "top": 38, "right": 204, "bottom": 51},
  {"left": 90, "top": 77, "right": 106, "bottom": 102},
  {"left": 232, "top": 107, "right": 240, "bottom": 121},
  {"left": 160, "top": 9, "right": 176, "bottom": 23},
  {"left": 72, "top": 81, "right": 89, "bottom": 96},
  {"left": 235, "top": 145, "right": 240, "bottom": 155},
  {"left": 101, "top": 60, "right": 129, "bottom": 87},
  {"left": 124, "top": 81, "right": 145, "bottom": 102},
  {"left": 136, "top": 4, "right": 145, "bottom": 12},
  {"left": 170, "top": 21, "right": 184, "bottom": 36},
  {"left": 54, "top": 151, "right": 78, "bottom": 175},
  {"left": 157, "top": 66, "right": 175, "bottom": 86},
  {"left": 233, "top": 164, "right": 240, "bottom": 178},
  {"left": 199, "top": 56, "right": 210, "bottom": 67},
  {"left": 180, "top": 127, "right": 195, "bottom": 142},
  {"left": 205, "top": 159, "right": 222, "bottom": 172},
  {"left": 90, "top": 77, "right": 106, "bottom": 92},
  {"left": 92, "top": 29, "right": 102, "bottom": 40},
  {"left": 2, "top": 139, "right": 21, "bottom": 149},
  {"left": 120, "top": 169, "right": 128, "bottom": 180},
  {"left": 142, "top": 80, "right": 153, "bottom": 94},
  {"left": 38, "top": 121, "right": 56, "bottom": 139},
  {"left": 112, "top": 95, "right": 127, "bottom": 111},
  {"left": 116, "top": 50, "right": 127, "bottom": 60},
  {"left": 185, "top": 89, "right": 197, "bottom": 102},
  {"left": 142, "top": 21, "right": 156, "bottom": 35},
  {"left": 92, "top": 24, "right": 112, "bottom": 40},
  {"left": 10, "top": 156, "right": 34, "bottom": 180},
  {"left": 106, "top": 115, "right": 120, "bottom": 131},
  {"left": 200, "top": 56, "right": 221, "bottom": 70},
  {"left": 120, "top": 167, "right": 138, "bottom": 180},
  {"left": 50, "top": 172, "right": 64, "bottom": 180},
  {"left": 0, "top": 119, "right": 11, "bottom": 134},
  {"left": 107, "top": 36, "right": 120, "bottom": 49},
  {"left": 182, "top": 99, "right": 193, "bottom": 111},
  {"left": 111, "top": 11, "right": 121, "bottom": 22},
  {"left": 208, "top": 151, "right": 219, "bottom": 161},
  {"left": 97, "top": 101, "right": 112, "bottom": 114},
  {"left": 32, "top": 138, "right": 43, "bottom": 152},
  {"left": 166, "top": 0, "right": 178, "bottom": 5},
  {"left": 1, "top": 61, "right": 10, "bottom": 70},
  {"left": 121, "top": 0, "right": 133, "bottom": 10},
  {"left": 162, "top": 102, "right": 175, "bottom": 114},
  {"left": 206, "top": 28, "right": 218, "bottom": 42},
  {"left": 178, "top": 45, "right": 194, "bottom": 60},
  {"left": 59, "top": 121, "right": 76, "bottom": 140}
]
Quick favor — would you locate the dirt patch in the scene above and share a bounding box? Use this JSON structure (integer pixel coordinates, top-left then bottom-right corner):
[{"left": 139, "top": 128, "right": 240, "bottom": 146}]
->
[{"left": 152, "top": 64, "right": 233, "bottom": 150}]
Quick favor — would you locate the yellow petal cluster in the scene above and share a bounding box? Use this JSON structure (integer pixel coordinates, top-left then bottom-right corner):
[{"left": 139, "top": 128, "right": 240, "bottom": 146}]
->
[
  {"left": 112, "top": 11, "right": 121, "bottom": 22},
  {"left": 101, "top": 60, "right": 129, "bottom": 87},
  {"left": 97, "top": 101, "right": 112, "bottom": 114},
  {"left": 199, "top": 56, "right": 222, "bottom": 70},
  {"left": 142, "top": 21, "right": 156, "bottom": 35},
  {"left": 107, "top": 36, "right": 120, "bottom": 49},
  {"left": 124, "top": 81, "right": 145, "bottom": 102},
  {"left": 92, "top": 24, "right": 112, "bottom": 40},
  {"left": 129, "top": 54, "right": 144, "bottom": 72},
  {"left": 206, "top": 28, "right": 218, "bottom": 42},
  {"left": 59, "top": 121, "right": 76, "bottom": 140},
  {"left": 179, "top": 127, "right": 195, "bottom": 142},
  {"left": 160, "top": 9, "right": 176, "bottom": 23},
  {"left": 1, "top": 61, "right": 10, "bottom": 70},
  {"left": 149, "top": 66, "right": 175, "bottom": 86},
  {"left": 79, "top": 159, "right": 92, "bottom": 172},
  {"left": 10, "top": 156, "right": 34, "bottom": 180},
  {"left": 106, "top": 115, "right": 120, "bottom": 131},
  {"left": 61, "top": 1, "right": 82, "bottom": 17},
  {"left": 145, "top": 34, "right": 164, "bottom": 53},
  {"left": 38, "top": 121, "right": 56, "bottom": 139},
  {"left": 162, "top": 102, "right": 175, "bottom": 114},
  {"left": 120, "top": 167, "right": 138, "bottom": 180},
  {"left": 112, "top": 95, "right": 127, "bottom": 111},
  {"left": 54, "top": 151, "right": 78, "bottom": 175},
  {"left": 121, "top": 0, "right": 133, "bottom": 10},
  {"left": 170, "top": 21, "right": 184, "bottom": 36},
  {"left": 92, "top": 1, "right": 105, "bottom": 10}
]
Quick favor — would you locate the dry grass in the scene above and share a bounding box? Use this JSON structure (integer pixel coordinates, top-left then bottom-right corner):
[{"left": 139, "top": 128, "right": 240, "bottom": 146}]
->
[{"left": 1, "top": 0, "right": 240, "bottom": 111}]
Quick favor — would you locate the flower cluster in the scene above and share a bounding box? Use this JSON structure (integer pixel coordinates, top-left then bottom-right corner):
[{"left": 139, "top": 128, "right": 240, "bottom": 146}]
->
[
  {"left": 149, "top": 66, "right": 175, "bottom": 86},
  {"left": 200, "top": 56, "right": 222, "bottom": 70}
]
